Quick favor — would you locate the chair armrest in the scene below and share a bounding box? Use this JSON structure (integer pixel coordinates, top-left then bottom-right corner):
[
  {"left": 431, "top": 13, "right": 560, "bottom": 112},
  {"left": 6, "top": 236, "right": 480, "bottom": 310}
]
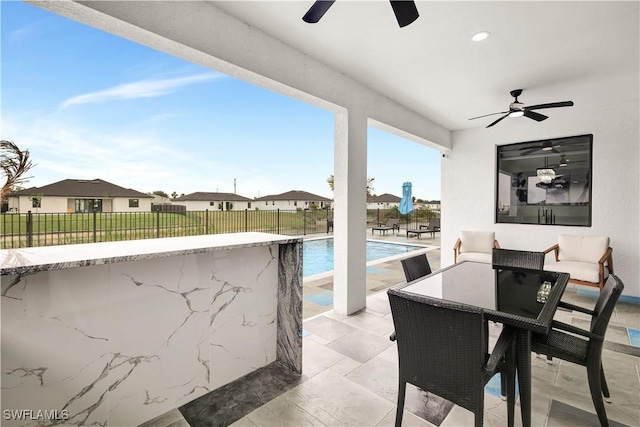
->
[
  {"left": 598, "top": 247, "right": 613, "bottom": 273},
  {"left": 550, "top": 320, "right": 604, "bottom": 342},
  {"left": 558, "top": 301, "right": 595, "bottom": 316},
  {"left": 453, "top": 238, "right": 461, "bottom": 263},
  {"left": 389, "top": 331, "right": 396, "bottom": 341},
  {"left": 485, "top": 326, "right": 516, "bottom": 372},
  {"left": 543, "top": 244, "right": 560, "bottom": 261},
  {"left": 493, "top": 240, "right": 500, "bottom": 249}
]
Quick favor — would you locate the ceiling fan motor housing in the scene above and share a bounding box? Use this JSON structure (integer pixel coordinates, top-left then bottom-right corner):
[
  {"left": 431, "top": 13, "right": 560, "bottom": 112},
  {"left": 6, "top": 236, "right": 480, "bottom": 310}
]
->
[{"left": 510, "top": 102, "right": 524, "bottom": 111}]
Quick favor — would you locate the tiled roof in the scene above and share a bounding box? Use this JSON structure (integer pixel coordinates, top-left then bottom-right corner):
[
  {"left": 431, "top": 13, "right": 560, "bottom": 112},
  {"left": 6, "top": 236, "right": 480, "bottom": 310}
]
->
[
  {"left": 7, "top": 179, "right": 152, "bottom": 198},
  {"left": 370, "top": 193, "right": 401, "bottom": 203},
  {"left": 254, "top": 190, "right": 332, "bottom": 202},
  {"left": 173, "top": 192, "right": 253, "bottom": 202}
]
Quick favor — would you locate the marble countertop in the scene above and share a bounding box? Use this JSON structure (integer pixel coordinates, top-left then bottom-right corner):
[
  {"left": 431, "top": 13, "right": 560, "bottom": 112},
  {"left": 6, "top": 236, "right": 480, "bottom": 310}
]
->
[{"left": 0, "top": 233, "right": 302, "bottom": 275}]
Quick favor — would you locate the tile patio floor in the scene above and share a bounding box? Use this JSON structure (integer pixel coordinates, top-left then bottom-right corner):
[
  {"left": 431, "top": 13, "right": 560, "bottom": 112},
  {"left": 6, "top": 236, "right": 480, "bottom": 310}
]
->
[{"left": 143, "top": 231, "right": 640, "bottom": 427}]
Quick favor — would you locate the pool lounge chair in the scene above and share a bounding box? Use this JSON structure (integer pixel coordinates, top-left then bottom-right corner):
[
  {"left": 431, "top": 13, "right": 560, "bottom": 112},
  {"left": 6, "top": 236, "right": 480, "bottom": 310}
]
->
[{"left": 372, "top": 218, "right": 400, "bottom": 235}]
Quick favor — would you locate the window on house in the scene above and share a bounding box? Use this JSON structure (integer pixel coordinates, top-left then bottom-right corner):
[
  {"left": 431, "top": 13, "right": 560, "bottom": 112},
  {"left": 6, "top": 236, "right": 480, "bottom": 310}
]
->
[
  {"left": 129, "top": 199, "right": 139, "bottom": 208},
  {"left": 225, "top": 202, "right": 233, "bottom": 210},
  {"left": 272, "top": 201, "right": 275, "bottom": 205},
  {"left": 294, "top": 201, "right": 297, "bottom": 206},
  {"left": 210, "top": 201, "right": 215, "bottom": 206},
  {"left": 31, "top": 197, "right": 41, "bottom": 208},
  {"left": 248, "top": 202, "right": 251, "bottom": 209}
]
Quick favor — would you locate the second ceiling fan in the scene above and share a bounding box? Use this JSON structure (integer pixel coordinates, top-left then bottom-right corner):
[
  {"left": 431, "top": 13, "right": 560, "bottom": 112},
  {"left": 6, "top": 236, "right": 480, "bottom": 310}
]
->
[
  {"left": 469, "top": 89, "right": 574, "bottom": 128},
  {"left": 302, "top": 0, "right": 419, "bottom": 28}
]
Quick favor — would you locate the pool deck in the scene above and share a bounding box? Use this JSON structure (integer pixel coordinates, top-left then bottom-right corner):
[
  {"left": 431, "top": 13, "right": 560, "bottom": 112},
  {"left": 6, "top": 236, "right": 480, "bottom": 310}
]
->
[{"left": 302, "top": 230, "right": 441, "bottom": 319}]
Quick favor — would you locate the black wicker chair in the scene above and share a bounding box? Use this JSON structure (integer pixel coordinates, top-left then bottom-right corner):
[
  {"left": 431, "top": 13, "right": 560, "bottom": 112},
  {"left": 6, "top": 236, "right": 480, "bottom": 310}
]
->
[
  {"left": 492, "top": 248, "right": 545, "bottom": 270},
  {"left": 387, "top": 289, "right": 516, "bottom": 427},
  {"left": 400, "top": 253, "right": 432, "bottom": 282},
  {"left": 531, "top": 274, "right": 624, "bottom": 427}
]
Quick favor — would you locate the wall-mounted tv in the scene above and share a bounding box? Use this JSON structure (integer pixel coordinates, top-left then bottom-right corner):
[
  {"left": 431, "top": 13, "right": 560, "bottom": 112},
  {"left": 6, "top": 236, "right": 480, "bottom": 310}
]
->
[{"left": 496, "top": 134, "right": 592, "bottom": 226}]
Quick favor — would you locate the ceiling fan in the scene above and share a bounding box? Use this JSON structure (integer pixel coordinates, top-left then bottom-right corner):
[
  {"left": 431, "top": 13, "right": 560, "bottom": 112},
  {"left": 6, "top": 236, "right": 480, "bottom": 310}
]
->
[
  {"left": 469, "top": 89, "right": 574, "bottom": 128},
  {"left": 302, "top": 0, "right": 419, "bottom": 28}
]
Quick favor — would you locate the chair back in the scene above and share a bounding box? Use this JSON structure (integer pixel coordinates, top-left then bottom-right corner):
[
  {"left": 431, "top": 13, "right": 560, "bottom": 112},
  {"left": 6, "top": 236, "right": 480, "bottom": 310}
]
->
[
  {"left": 429, "top": 217, "right": 441, "bottom": 229},
  {"left": 388, "top": 218, "right": 400, "bottom": 227},
  {"left": 459, "top": 231, "right": 496, "bottom": 254},
  {"left": 590, "top": 274, "right": 624, "bottom": 336},
  {"left": 492, "top": 248, "right": 545, "bottom": 271},
  {"left": 557, "top": 234, "right": 610, "bottom": 263},
  {"left": 401, "top": 254, "right": 432, "bottom": 282},
  {"left": 387, "top": 289, "right": 485, "bottom": 412}
]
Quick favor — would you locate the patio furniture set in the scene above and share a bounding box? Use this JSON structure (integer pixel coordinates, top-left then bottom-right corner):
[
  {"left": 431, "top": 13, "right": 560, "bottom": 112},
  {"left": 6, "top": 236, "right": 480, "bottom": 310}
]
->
[
  {"left": 392, "top": 247, "right": 623, "bottom": 427},
  {"left": 371, "top": 217, "right": 441, "bottom": 239},
  {"left": 453, "top": 231, "right": 614, "bottom": 289}
]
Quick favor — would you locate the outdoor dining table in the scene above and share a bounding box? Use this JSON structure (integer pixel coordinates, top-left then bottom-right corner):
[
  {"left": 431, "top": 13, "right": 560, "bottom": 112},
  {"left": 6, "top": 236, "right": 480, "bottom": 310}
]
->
[{"left": 399, "top": 260, "right": 569, "bottom": 427}]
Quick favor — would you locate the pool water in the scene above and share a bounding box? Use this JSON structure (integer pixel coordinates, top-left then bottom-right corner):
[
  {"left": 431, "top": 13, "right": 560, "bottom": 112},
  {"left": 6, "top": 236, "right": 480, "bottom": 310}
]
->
[{"left": 303, "top": 238, "right": 422, "bottom": 277}]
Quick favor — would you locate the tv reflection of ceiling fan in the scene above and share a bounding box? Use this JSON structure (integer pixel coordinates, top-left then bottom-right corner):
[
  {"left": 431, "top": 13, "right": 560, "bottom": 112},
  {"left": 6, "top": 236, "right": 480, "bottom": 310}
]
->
[
  {"left": 520, "top": 141, "right": 561, "bottom": 156},
  {"left": 549, "top": 155, "right": 588, "bottom": 168}
]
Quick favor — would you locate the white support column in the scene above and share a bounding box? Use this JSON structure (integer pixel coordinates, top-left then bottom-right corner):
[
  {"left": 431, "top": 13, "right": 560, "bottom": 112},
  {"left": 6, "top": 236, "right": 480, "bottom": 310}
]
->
[{"left": 333, "top": 109, "right": 367, "bottom": 315}]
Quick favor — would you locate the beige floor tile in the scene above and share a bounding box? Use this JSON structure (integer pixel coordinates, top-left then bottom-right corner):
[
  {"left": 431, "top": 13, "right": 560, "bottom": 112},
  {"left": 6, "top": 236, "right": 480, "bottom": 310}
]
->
[
  {"left": 341, "top": 310, "right": 395, "bottom": 337},
  {"left": 302, "top": 336, "right": 347, "bottom": 378}
]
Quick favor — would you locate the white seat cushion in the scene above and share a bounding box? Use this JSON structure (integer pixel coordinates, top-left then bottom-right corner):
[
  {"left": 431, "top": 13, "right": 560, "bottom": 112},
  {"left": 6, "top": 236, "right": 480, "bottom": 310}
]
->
[
  {"left": 545, "top": 260, "right": 609, "bottom": 284},
  {"left": 459, "top": 231, "right": 495, "bottom": 255},
  {"left": 458, "top": 252, "right": 493, "bottom": 264},
  {"left": 557, "top": 235, "right": 609, "bottom": 263}
]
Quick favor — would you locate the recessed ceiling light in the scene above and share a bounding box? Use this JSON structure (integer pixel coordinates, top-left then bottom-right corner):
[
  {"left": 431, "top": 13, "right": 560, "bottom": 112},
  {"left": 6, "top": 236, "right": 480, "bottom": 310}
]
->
[{"left": 472, "top": 31, "right": 491, "bottom": 42}]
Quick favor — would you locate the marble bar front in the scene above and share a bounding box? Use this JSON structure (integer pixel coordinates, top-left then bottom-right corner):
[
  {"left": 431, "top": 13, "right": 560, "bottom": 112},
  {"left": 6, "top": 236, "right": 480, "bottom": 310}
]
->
[{"left": 0, "top": 232, "right": 303, "bottom": 426}]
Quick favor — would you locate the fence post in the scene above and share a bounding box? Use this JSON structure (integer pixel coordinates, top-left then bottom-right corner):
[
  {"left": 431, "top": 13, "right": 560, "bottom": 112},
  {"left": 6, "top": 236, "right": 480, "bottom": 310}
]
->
[
  {"left": 277, "top": 209, "right": 280, "bottom": 234},
  {"left": 156, "top": 210, "right": 161, "bottom": 238},
  {"left": 205, "top": 209, "right": 209, "bottom": 234},
  {"left": 377, "top": 208, "right": 380, "bottom": 225},
  {"left": 26, "top": 210, "right": 33, "bottom": 247},
  {"left": 245, "top": 209, "right": 248, "bottom": 232},
  {"left": 93, "top": 211, "right": 97, "bottom": 242},
  {"left": 303, "top": 209, "right": 307, "bottom": 235}
]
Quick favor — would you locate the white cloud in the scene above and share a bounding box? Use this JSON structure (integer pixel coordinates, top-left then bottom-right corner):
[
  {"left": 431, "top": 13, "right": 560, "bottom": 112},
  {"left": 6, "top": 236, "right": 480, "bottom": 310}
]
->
[
  {"left": 60, "top": 73, "right": 222, "bottom": 109},
  {"left": 7, "top": 22, "right": 41, "bottom": 45}
]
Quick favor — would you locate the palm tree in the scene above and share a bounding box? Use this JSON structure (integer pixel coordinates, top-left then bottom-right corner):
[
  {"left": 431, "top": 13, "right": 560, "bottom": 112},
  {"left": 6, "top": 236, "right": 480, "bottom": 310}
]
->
[
  {"left": 1, "top": 140, "right": 35, "bottom": 203},
  {"left": 327, "top": 174, "right": 375, "bottom": 201}
]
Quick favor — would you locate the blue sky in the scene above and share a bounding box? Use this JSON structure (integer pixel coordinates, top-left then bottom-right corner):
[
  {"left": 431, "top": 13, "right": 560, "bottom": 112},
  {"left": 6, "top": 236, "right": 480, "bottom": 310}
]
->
[{"left": 1, "top": 1, "right": 441, "bottom": 201}]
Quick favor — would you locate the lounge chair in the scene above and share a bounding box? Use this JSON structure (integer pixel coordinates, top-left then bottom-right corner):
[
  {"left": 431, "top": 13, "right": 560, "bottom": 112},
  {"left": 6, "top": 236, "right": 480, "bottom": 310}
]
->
[
  {"left": 407, "top": 218, "right": 440, "bottom": 238},
  {"left": 543, "top": 234, "right": 613, "bottom": 289},
  {"left": 372, "top": 218, "right": 400, "bottom": 235},
  {"left": 453, "top": 230, "right": 500, "bottom": 263}
]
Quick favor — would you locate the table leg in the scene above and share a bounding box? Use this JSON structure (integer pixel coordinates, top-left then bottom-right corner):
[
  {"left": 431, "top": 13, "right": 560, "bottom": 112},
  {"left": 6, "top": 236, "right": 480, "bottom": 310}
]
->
[{"left": 516, "top": 330, "right": 532, "bottom": 427}]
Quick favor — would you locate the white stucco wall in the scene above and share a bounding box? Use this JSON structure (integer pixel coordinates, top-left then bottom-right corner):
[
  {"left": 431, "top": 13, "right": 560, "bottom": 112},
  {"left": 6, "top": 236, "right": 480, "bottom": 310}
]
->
[
  {"left": 255, "top": 200, "right": 328, "bottom": 210},
  {"left": 10, "top": 196, "right": 68, "bottom": 214},
  {"left": 367, "top": 202, "right": 399, "bottom": 210},
  {"left": 442, "top": 100, "right": 640, "bottom": 297},
  {"left": 112, "top": 198, "right": 152, "bottom": 212},
  {"left": 179, "top": 200, "right": 252, "bottom": 211}
]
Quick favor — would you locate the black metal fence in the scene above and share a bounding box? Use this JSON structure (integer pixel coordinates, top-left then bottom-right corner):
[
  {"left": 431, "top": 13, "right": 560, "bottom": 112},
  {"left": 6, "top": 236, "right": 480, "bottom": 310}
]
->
[{"left": 0, "top": 207, "right": 438, "bottom": 249}]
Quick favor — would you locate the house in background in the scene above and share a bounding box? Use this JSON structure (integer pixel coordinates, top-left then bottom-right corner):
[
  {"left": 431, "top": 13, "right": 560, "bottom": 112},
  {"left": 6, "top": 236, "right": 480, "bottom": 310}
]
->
[
  {"left": 423, "top": 200, "right": 441, "bottom": 213},
  {"left": 173, "top": 192, "right": 253, "bottom": 211},
  {"left": 254, "top": 190, "right": 332, "bottom": 210},
  {"left": 6, "top": 178, "right": 152, "bottom": 213},
  {"left": 367, "top": 193, "right": 401, "bottom": 210}
]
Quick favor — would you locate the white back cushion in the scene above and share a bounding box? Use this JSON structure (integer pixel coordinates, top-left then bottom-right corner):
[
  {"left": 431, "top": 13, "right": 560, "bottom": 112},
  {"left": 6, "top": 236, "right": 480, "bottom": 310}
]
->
[
  {"left": 459, "top": 231, "right": 495, "bottom": 254},
  {"left": 557, "top": 234, "right": 609, "bottom": 263}
]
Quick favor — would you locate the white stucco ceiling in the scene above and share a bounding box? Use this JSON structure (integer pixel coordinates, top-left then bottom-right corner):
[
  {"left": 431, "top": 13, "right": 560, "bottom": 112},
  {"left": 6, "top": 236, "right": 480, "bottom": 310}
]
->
[{"left": 213, "top": 1, "right": 639, "bottom": 131}]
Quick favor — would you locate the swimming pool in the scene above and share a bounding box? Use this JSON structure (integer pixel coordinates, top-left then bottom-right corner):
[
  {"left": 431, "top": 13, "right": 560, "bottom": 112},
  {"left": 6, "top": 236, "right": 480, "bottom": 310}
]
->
[{"left": 303, "top": 238, "right": 424, "bottom": 277}]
